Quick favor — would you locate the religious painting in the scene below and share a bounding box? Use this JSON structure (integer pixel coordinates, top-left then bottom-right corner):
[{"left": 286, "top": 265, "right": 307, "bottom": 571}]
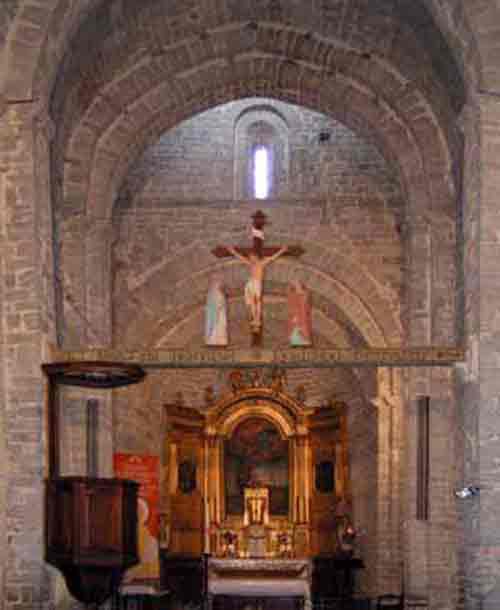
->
[
  {"left": 288, "top": 279, "right": 313, "bottom": 346},
  {"left": 178, "top": 459, "right": 197, "bottom": 494},
  {"left": 224, "top": 417, "right": 289, "bottom": 516}
]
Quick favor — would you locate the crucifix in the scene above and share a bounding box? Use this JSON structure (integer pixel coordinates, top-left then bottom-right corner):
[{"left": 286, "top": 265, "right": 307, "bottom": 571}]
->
[{"left": 212, "top": 210, "right": 304, "bottom": 346}]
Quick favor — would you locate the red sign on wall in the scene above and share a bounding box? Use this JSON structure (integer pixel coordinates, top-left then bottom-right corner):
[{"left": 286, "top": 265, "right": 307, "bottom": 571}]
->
[
  {"left": 114, "top": 453, "right": 159, "bottom": 537},
  {"left": 114, "top": 453, "right": 160, "bottom": 578}
]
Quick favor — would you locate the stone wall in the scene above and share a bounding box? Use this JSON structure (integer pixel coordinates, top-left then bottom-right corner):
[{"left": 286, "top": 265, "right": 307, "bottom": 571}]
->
[
  {"left": 0, "top": 102, "right": 50, "bottom": 609},
  {"left": 118, "top": 98, "right": 401, "bottom": 205},
  {"left": 112, "top": 99, "right": 404, "bottom": 350},
  {"left": 474, "top": 95, "right": 500, "bottom": 610}
]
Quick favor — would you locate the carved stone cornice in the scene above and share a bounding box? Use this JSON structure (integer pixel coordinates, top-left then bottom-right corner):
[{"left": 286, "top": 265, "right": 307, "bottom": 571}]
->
[{"left": 48, "top": 346, "right": 465, "bottom": 369}]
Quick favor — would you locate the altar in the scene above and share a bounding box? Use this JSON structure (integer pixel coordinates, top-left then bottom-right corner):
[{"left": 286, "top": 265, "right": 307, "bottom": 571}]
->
[
  {"left": 159, "top": 370, "right": 361, "bottom": 610},
  {"left": 208, "top": 557, "right": 311, "bottom": 600}
]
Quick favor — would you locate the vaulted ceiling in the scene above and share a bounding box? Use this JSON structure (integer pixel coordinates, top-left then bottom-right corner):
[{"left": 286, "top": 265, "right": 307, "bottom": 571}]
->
[{"left": 1, "top": 0, "right": 490, "bottom": 355}]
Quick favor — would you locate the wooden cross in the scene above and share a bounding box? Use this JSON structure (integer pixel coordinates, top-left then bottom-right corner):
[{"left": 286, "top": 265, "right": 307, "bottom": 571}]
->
[{"left": 212, "top": 211, "right": 304, "bottom": 346}]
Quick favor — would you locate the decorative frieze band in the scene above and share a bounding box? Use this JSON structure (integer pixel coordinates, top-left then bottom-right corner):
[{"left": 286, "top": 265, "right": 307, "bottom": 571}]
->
[{"left": 48, "top": 346, "right": 465, "bottom": 369}]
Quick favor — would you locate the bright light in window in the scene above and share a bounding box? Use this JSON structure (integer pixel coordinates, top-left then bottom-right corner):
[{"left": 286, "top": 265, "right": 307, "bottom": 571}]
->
[{"left": 254, "top": 147, "right": 270, "bottom": 199}]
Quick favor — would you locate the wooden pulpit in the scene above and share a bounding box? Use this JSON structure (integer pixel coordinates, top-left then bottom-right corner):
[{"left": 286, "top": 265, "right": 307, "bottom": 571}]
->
[
  {"left": 43, "top": 362, "right": 146, "bottom": 607},
  {"left": 45, "top": 476, "right": 139, "bottom": 605}
]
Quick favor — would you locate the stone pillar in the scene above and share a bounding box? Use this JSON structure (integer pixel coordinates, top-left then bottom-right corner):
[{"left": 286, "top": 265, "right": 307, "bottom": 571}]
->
[
  {"left": 0, "top": 100, "right": 51, "bottom": 608},
  {"left": 403, "top": 368, "right": 429, "bottom": 600},
  {"left": 33, "top": 103, "right": 58, "bottom": 348},
  {"left": 469, "top": 93, "right": 500, "bottom": 610},
  {"left": 454, "top": 99, "right": 480, "bottom": 610},
  {"left": 403, "top": 366, "right": 460, "bottom": 610},
  {"left": 429, "top": 368, "right": 459, "bottom": 610},
  {"left": 0, "top": 161, "right": 7, "bottom": 610},
  {"left": 372, "top": 368, "right": 403, "bottom": 595},
  {"left": 403, "top": 194, "right": 432, "bottom": 600}
]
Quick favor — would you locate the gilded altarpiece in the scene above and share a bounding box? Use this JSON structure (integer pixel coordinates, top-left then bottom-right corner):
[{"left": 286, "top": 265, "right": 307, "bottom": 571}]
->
[{"left": 163, "top": 372, "right": 350, "bottom": 558}]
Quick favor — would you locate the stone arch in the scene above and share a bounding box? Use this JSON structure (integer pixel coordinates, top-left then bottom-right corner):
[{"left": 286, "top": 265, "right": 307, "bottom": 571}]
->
[
  {"left": 69, "top": 70, "right": 446, "bottom": 345},
  {"left": 0, "top": 0, "right": 486, "bottom": 107},
  {"left": 32, "top": 7, "right": 464, "bottom": 350},
  {"left": 64, "top": 54, "right": 450, "bottom": 222}
]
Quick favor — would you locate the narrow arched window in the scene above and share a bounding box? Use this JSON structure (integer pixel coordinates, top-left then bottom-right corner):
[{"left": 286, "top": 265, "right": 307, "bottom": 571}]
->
[
  {"left": 254, "top": 146, "right": 270, "bottom": 199},
  {"left": 234, "top": 105, "right": 289, "bottom": 200}
]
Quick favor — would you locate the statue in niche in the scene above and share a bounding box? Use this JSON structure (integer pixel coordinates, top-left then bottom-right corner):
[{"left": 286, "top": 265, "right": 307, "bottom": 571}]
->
[
  {"left": 178, "top": 460, "right": 196, "bottom": 494},
  {"left": 315, "top": 460, "right": 335, "bottom": 493},
  {"left": 205, "top": 278, "right": 228, "bottom": 346},
  {"left": 288, "top": 279, "right": 312, "bottom": 346}
]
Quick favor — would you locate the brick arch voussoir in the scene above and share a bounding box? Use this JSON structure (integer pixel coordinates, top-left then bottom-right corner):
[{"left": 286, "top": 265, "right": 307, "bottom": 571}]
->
[
  {"left": 72, "top": 31, "right": 437, "bottom": 134},
  {"left": 54, "top": 9, "right": 460, "bottom": 138},
  {"left": 0, "top": 0, "right": 58, "bottom": 100},
  {"left": 78, "top": 75, "right": 439, "bottom": 227},
  {"left": 64, "top": 46, "right": 456, "bottom": 221},
  {"left": 114, "top": 237, "right": 398, "bottom": 348},
  {"left": 1, "top": 0, "right": 103, "bottom": 101},
  {"left": 69, "top": 75, "right": 453, "bottom": 355},
  {"left": 1, "top": 0, "right": 487, "bottom": 119},
  {"left": 60, "top": 64, "right": 457, "bottom": 356},
  {"left": 76, "top": 79, "right": 431, "bottom": 350}
]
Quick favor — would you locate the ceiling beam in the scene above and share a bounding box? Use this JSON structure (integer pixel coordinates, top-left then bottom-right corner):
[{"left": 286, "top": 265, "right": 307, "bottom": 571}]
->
[{"left": 47, "top": 346, "right": 465, "bottom": 369}]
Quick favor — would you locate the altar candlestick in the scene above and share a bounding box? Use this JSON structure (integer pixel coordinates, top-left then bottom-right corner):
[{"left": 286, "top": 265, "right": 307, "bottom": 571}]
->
[
  {"left": 204, "top": 498, "right": 210, "bottom": 554},
  {"left": 204, "top": 440, "right": 210, "bottom": 553}
]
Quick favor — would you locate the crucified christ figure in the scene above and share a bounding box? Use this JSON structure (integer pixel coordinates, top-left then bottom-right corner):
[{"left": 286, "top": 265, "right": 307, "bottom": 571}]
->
[
  {"left": 212, "top": 211, "right": 304, "bottom": 345},
  {"left": 226, "top": 245, "right": 288, "bottom": 332}
]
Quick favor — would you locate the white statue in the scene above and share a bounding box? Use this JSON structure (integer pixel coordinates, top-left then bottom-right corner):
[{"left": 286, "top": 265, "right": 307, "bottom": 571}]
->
[{"left": 205, "top": 278, "right": 228, "bottom": 346}]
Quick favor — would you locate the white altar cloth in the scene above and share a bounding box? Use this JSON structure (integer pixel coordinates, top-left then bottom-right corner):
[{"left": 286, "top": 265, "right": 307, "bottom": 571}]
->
[
  {"left": 209, "top": 578, "right": 308, "bottom": 597},
  {"left": 208, "top": 558, "right": 311, "bottom": 603}
]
